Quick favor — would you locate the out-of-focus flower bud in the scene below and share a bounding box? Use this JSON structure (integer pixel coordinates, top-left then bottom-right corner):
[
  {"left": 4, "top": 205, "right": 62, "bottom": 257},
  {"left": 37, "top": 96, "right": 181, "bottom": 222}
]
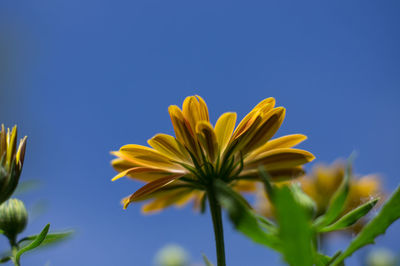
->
[
  {"left": 0, "top": 125, "right": 27, "bottom": 205},
  {"left": 154, "top": 244, "right": 189, "bottom": 266},
  {"left": 366, "top": 248, "right": 398, "bottom": 266},
  {"left": 0, "top": 198, "right": 28, "bottom": 239}
]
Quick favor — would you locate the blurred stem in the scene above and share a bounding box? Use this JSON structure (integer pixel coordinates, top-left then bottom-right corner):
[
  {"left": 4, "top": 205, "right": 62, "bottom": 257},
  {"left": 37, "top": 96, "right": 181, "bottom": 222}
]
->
[
  {"left": 207, "top": 184, "right": 226, "bottom": 266},
  {"left": 9, "top": 237, "right": 20, "bottom": 266}
]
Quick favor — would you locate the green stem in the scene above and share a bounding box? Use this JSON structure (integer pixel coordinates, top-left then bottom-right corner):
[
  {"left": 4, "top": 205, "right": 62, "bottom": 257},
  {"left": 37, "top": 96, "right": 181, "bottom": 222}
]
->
[
  {"left": 9, "top": 237, "right": 20, "bottom": 266},
  {"left": 207, "top": 185, "right": 226, "bottom": 266}
]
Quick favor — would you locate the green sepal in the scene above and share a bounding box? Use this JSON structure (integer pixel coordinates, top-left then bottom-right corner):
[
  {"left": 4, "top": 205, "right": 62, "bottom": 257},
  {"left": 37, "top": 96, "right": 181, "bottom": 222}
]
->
[
  {"left": 15, "top": 224, "right": 50, "bottom": 262},
  {"left": 320, "top": 198, "right": 378, "bottom": 233},
  {"left": 330, "top": 186, "right": 400, "bottom": 265}
]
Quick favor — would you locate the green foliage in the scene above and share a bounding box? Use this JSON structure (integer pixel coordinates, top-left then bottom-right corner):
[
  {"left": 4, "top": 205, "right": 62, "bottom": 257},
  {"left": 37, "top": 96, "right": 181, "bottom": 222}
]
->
[
  {"left": 217, "top": 171, "right": 317, "bottom": 266},
  {"left": 330, "top": 186, "right": 400, "bottom": 265},
  {"left": 15, "top": 224, "right": 50, "bottom": 263},
  {"left": 314, "top": 163, "right": 350, "bottom": 229},
  {"left": 274, "top": 185, "right": 315, "bottom": 266},
  {"left": 320, "top": 199, "right": 378, "bottom": 233},
  {"left": 18, "top": 230, "right": 73, "bottom": 249},
  {"left": 217, "top": 164, "right": 400, "bottom": 266},
  {"left": 315, "top": 253, "right": 332, "bottom": 266},
  {"left": 215, "top": 180, "right": 280, "bottom": 251}
]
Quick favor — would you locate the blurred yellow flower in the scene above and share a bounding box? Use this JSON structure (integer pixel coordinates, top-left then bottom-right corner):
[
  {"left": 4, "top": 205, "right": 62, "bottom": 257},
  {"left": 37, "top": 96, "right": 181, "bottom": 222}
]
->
[
  {"left": 111, "top": 95, "right": 314, "bottom": 213},
  {"left": 0, "top": 125, "right": 27, "bottom": 204},
  {"left": 301, "top": 161, "right": 383, "bottom": 216},
  {"left": 256, "top": 160, "right": 384, "bottom": 232}
]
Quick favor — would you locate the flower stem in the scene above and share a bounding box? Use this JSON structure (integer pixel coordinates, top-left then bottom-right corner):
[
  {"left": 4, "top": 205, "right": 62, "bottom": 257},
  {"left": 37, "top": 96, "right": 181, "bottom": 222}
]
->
[
  {"left": 207, "top": 185, "right": 226, "bottom": 266},
  {"left": 9, "top": 237, "right": 20, "bottom": 266}
]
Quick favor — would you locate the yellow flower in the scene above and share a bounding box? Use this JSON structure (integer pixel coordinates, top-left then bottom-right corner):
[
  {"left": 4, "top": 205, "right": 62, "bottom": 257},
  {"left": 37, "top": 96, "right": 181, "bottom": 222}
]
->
[
  {"left": 111, "top": 95, "right": 315, "bottom": 213},
  {"left": 301, "top": 161, "right": 383, "bottom": 216},
  {"left": 256, "top": 160, "right": 384, "bottom": 232},
  {"left": 0, "top": 125, "right": 27, "bottom": 205}
]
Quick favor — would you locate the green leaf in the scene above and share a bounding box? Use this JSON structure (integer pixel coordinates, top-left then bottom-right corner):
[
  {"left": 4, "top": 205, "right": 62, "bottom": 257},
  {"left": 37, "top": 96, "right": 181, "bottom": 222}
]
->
[
  {"left": 274, "top": 186, "right": 314, "bottom": 266},
  {"left": 0, "top": 256, "right": 10, "bottom": 263},
  {"left": 315, "top": 253, "right": 331, "bottom": 266},
  {"left": 254, "top": 213, "right": 277, "bottom": 234},
  {"left": 18, "top": 230, "right": 73, "bottom": 248},
  {"left": 13, "top": 180, "right": 41, "bottom": 196},
  {"left": 314, "top": 162, "right": 351, "bottom": 229},
  {"left": 15, "top": 224, "right": 50, "bottom": 262},
  {"left": 320, "top": 198, "right": 378, "bottom": 233},
  {"left": 202, "top": 254, "right": 214, "bottom": 266},
  {"left": 215, "top": 180, "right": 280, "bottom": 251},
  {"left": 331, "top": 186, "right": 400, "bottom": 265},
  {"left": 0, "top": 229, "right": 4, "bottom": 235}
]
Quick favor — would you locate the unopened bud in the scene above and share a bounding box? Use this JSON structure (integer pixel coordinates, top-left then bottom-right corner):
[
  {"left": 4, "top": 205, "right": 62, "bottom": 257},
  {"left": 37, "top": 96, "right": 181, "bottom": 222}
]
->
[
  {"left": 0, "top": 198, "right": 28, "bottom": 239},
  {"left": 366, "top": 248, "right": 397, "bottom": 266},
  {"left": 154, "top": 244, "right": 189, "bottom": 266},
  {"left": 0, "top": 125, "right": 27, "bottom": 205}
]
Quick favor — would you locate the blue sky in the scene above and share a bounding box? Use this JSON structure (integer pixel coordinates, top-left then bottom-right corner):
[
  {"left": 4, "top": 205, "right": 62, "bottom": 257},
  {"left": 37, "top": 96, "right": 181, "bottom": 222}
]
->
[{"left": 1, "top": 1, "right": 399, "bottom": 265}]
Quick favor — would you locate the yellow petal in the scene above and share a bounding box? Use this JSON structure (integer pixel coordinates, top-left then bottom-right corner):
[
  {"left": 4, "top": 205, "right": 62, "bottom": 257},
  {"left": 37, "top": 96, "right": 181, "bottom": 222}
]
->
[
  {"left": 352, "top": 175, "right": 382, "bottom": 199},
  {"left": 268, "top": 167, "right": 305, "bottom": 180},
  {"left": 231, "top": 97, "right": 276, "bottom": 141},
  {"left": 111, "top": 158, "right": 138, "bottom": 173},
  {"left": 242, "top": 107, "right": 285, "bottom": 154},
  {"left": 233, "top": 180, "right": 257, "bottom": 192},
  {"left": 245, "top": 148, "right": 315, "bottom": 171},
  {"left": 182, "top": 95, "right": 210, "bottom": 130},
  {"left": 141, "top": 188, "right": 194, "bottom": 214},
  {"left": 239, "top": 167, "right": 305, "bottom": 181},
  {"left": 0, "top": 124, "right": 6, "bottom": 157},
  {"left": 224, "top": 114, "right": 263, "bottom": 158},
  {"left": 168, "top": 105, "right": 199, "bottom": 158},
  {"left": 214, "top": 112, "right": 237, "bottom": 153},
  {"left": 148, "top": 134, "right": 190, "bottom": 163},
  {"left": 124, "top": 173, "right": 185, "bottom": 208},
  {"left": 16, "top": 136, "right": 27, "bottom": 166},
  {"left": 251, "top": 134, "right": 308, "bottom": 156},
  {"left": 196, "top": 121, "right": 218, "bottom": 162},
  {"left": 119, "top": 144, "right": 184, "bottom": 171},
  {"left": 6, "top": 126, "right": 17, "bottom": 167},
  {"left": 111, "top": 167, "right": 169, "bottom": 182},
  {"left": 231, "top": 109, "right": 260, "bottom": 140},
  {"left": 253, "top": 97, "right": 276, "bottom": 112}
]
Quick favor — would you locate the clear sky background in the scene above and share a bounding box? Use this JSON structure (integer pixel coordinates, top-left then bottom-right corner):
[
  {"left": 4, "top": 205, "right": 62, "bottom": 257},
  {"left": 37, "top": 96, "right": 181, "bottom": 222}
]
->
[{"left": 0, "top": 1, "right": 399, "bottom": 265}]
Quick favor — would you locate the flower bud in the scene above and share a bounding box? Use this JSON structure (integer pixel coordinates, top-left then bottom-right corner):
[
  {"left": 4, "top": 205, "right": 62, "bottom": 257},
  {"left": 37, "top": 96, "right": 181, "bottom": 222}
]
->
[
  {"left": 366, "top": 248, "right": 397, "bottom": 266},
  {"left": 154, "top": 244, "right": 189, "bottom": 266},
  {"left": 0, "top": 125, "right": 27, "bottom": 205},
  {"left": 0, "top": 198, "right": 28, "bottom": 239}
]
